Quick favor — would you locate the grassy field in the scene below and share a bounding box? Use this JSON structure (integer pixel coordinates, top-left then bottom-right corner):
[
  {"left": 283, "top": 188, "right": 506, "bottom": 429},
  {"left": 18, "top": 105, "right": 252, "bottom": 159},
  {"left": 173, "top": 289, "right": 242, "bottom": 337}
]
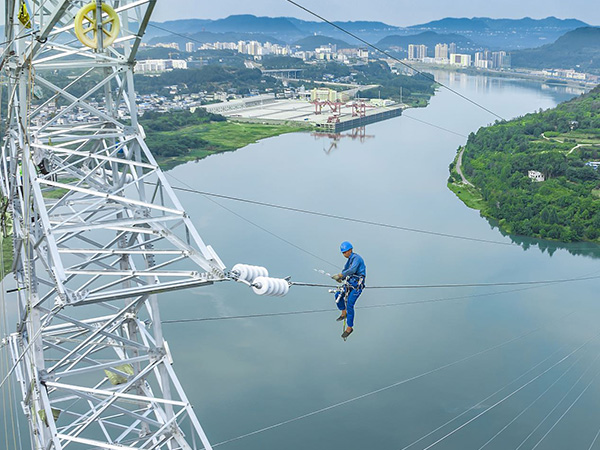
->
[
  {"left": 447, "top": 181, "right": 487, "bottom": 211},
  {"left": 152, "top": 121, "right": 309, "bottom": 170},
  {"left": 447, "top": 154, "right": 488, "bottom": 212},
  {"left": 537, "top": 130, "right": 600, "bottom": 150}
]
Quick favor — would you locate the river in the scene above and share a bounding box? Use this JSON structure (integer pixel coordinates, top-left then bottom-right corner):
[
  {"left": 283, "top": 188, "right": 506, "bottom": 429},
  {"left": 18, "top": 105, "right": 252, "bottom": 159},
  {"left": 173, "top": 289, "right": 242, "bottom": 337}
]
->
[
  {"left": 5, "top": 72, "right": 600, "bottom": 449},
  {"left": 162, "top": 72, "right": 600, "bottom": 450}
]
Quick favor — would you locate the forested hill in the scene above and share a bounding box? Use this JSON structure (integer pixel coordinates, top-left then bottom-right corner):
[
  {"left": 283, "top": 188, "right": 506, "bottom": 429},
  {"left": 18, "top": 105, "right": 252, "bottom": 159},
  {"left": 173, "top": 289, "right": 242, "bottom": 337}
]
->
[
  {"left": 451, "top": 86, "right": 600, "bottom": 242},
  {"left": 511, "top": 27, "right": 600, "bottom": 74}
]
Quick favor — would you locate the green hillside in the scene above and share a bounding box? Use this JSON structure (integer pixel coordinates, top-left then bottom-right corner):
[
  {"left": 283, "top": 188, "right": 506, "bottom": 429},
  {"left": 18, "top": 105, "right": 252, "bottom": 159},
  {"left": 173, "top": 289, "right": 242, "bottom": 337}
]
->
[
  {"left": 449, "top": 85, "right": 600, "bottom": 242},
  {"left": 511, "top": 27, "right": 600, "bottom": 73}
]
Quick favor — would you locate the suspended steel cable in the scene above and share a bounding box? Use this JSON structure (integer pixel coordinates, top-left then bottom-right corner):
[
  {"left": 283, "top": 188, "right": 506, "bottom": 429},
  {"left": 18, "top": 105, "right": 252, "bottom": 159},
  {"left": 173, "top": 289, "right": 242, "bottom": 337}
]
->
[
  {"left": 475, "top": 350, "right": 588, "bottom": 450},
  {"left": 161, "top": 284, "right": 541, "bottom": 325},
  {"left": 515, "top": 350, "right": 600, "bottom": 450},
  {"left": 164, "top": 182, "right": 515, "bottom": 246},
  {"left": 402, "top": 114, "right": 468, "bottom": 138},
  {"left": 164, "top": 182, "right": 600, "bottom": 252},
  {"left": 147, "top": 23, "right": 209, "bottom": 48},
  {"left": 587, "top": 425, "right": 600, "bottom": 450},
  {"left": 285, "top": 0, "right": 506, "bottom": 121},
  {"left": 529, "top": 355, "right": 600, "bottom": 450},
  {"left": 400, "top": 337, "right": 575, "bottom": 450},
  {"left": 163, "top": 269, "right": 600, "bottom": 325},
  {"left": 420, "top": 331, "right": 600, "bottom": 450},
  {"left": 204, "top": 315, "right": 570, "bottom": 449},
  {"left": 189, "top": 182, "right": 339, "bottom": 269},
  {"left": 292, "top": 273, "right": 600, "bottom": 290},
  {"left": 149, "top": 14, "right": 504, "bottom": 125}
]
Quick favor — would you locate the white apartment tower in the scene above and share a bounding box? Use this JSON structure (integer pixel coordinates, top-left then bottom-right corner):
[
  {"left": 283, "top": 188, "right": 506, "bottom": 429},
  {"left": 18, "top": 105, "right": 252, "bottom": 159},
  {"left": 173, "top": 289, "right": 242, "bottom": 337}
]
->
[
  {"left": 408, "top": 44, "right": 427, "bottom": 60},
  {"left": 435, "top": 43, "right": 448, "bottom": 60}
]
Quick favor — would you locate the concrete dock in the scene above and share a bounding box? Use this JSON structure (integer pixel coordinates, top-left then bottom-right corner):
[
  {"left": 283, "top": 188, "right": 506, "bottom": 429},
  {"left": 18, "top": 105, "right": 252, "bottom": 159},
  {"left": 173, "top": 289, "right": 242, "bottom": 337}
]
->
[{"left": 205, "top": 98, "right": 405, "bottom": 132}]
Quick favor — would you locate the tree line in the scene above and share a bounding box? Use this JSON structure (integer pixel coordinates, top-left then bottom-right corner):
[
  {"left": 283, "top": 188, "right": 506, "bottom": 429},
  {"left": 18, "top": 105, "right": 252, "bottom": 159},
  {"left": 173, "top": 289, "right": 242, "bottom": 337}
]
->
[{"left": 458, "top": 85, "right": 600, "bottom": 242}]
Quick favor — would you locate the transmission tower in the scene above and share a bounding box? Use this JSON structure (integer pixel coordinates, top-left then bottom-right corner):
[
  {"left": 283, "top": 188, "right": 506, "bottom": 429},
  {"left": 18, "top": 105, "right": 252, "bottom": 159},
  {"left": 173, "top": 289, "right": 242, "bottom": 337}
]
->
[{"left": 1, "top": 1, "right": 228, "bottom": 448}]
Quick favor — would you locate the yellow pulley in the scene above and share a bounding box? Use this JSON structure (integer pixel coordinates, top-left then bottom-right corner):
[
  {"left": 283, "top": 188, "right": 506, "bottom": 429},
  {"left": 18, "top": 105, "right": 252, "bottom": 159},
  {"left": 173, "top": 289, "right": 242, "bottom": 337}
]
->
[{"left": 74, "top": 2, "right": 120, "bottom": 49}]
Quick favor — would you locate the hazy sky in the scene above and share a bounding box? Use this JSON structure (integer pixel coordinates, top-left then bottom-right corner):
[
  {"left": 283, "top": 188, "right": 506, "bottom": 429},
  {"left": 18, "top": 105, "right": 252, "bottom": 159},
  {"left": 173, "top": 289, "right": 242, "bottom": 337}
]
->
[
  {"left": 1, "top": 1, "right": 597, "bottom": 27},
  {"left": 152, "top": 0, "right": 600, "bottom": 26}
]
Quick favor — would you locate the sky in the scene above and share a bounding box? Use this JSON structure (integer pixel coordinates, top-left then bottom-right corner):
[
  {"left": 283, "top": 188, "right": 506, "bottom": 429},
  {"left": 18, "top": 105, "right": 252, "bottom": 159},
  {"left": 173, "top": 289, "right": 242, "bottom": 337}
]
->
[
  {"left": 1, "top": 1, "right": 597, "bottom": 27},
  {"left": 151, "top": 0, "right": 600, "bottom": 26}
]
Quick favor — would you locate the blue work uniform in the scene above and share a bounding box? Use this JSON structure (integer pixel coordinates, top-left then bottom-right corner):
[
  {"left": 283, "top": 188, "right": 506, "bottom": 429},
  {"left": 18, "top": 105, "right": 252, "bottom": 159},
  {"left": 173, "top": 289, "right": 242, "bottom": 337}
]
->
[{"left": 335, "top": 252, "right": 366, "bottom": 328}]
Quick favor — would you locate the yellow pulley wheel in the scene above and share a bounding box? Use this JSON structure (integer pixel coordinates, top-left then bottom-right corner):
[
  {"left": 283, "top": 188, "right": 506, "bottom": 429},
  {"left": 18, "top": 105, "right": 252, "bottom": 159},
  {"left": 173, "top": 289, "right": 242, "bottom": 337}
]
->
[{"left": 74, "top": 2, "right": 120, "bottom": 49}]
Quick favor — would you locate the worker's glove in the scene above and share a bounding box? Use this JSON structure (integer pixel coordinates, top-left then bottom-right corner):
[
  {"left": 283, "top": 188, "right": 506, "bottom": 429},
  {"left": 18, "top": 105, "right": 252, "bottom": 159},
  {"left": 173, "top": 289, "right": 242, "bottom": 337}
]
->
[{"left": 332, "top": 273, "right": 344, "bottom": 283}]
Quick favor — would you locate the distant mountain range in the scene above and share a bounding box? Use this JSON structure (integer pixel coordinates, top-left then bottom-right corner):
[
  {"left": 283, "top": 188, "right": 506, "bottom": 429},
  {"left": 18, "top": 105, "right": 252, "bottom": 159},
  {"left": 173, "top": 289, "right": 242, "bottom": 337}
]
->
[
  {"left": 147, "top": 15, "right": 589, "bottom": 50},
  {"left": 511, "top": 27, "right": 600, "bottom": 73},
  {"left": 409, "top": 16, "right": 589, "bottom": 49}
]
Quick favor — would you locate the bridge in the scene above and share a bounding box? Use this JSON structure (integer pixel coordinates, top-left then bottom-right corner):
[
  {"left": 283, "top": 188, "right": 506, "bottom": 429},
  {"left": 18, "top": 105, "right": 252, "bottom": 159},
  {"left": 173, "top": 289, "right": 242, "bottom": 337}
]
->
[{"left": 261, "top": 68, "right": 304, "bottom": 79}]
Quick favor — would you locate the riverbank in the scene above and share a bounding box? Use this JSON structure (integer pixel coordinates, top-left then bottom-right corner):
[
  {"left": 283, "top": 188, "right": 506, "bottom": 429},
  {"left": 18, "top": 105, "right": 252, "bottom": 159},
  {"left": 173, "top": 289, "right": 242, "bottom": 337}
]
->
[
  {"left": 406, "top": 62, "right": 597, "bottom": 90},
  {"left": 150, "top": 121, "right": 312, "bottom": 170},
  {"left": 448, "top": 149, "right": 487, "bottom": 211},
  {"left": 448, "top": 85, "right": 600, "bottom": 243}
]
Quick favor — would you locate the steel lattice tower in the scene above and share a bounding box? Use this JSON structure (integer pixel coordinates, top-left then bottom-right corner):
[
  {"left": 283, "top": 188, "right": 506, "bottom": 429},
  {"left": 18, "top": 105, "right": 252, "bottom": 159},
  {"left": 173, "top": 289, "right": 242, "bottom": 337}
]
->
[{"left": 2, "top": 1, "right": 227, "bottom": 448}]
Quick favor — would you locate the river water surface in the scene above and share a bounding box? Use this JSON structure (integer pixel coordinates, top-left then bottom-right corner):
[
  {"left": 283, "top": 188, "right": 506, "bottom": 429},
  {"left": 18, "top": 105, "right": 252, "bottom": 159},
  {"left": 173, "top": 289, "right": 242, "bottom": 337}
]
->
[{"left": 161, "top": 73, "right": 600, "bottom": 450}]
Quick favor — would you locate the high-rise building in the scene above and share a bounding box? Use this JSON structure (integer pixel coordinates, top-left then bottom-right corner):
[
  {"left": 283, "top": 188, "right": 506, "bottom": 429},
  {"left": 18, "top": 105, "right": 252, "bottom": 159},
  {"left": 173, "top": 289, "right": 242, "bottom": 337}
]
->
[
  {"left": 185, "top": 42, "right": 194, "bottom": 53},
  {"left": 435, "top": 43, "right": 448, "bottom": 60},
  {"left": 492, "top": 51, "right": 510, "bottom": 69},
  {"left": 449, "top": 42, "right": 457, "bottom": 55},
  {"left": 474, "top": 52, "right": 489, "bottom": 68},
  {"left": 450, "top": 53, "right": 471, "bottom": 66},
  {"left": 408, "top": 44, "right": 427, "bottom": 60},
  {"left": 247, "top": 41, "right": 261, "bottom": 56}
]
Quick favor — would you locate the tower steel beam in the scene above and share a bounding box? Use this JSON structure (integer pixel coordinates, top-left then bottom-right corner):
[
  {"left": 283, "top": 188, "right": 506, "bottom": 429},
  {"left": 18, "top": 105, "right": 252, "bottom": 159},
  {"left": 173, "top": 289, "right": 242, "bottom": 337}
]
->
[{"left": 2, "top": 1, "right": 225, "bottom": 448}]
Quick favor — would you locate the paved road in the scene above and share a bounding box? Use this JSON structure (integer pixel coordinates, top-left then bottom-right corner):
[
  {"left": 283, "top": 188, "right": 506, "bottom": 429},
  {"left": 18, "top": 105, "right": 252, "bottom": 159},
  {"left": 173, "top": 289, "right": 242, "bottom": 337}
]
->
[{"left": 456, "top": 147, "right": 474, "bottom": 187}]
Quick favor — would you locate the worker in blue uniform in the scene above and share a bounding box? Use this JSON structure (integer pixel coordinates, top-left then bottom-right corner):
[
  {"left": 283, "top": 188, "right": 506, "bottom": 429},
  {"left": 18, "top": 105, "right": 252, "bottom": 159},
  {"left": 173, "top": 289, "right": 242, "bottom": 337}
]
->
[{"left": 332, "top": 241, "right": 366, "bottom": 339}]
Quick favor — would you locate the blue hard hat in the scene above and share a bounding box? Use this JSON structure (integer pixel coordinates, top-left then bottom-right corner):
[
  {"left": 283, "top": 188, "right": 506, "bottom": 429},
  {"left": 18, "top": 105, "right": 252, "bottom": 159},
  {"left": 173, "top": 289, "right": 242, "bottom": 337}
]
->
[{"left": 340, "top": 241, "right": 353, "bottom": 252}]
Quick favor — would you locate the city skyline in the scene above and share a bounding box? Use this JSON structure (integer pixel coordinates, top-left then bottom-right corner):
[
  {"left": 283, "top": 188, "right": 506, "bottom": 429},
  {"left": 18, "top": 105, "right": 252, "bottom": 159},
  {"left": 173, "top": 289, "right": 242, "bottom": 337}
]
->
[{"left": 1, "top": 1, "right": 599, "bottom": 27}]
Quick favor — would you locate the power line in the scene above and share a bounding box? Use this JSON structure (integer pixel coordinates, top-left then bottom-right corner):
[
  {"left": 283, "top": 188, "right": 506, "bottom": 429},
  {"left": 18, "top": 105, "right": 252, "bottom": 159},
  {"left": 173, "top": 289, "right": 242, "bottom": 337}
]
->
[
  {"left": 401, "top": 339, "right": 574, "bottom": 450},
  {"left": 148, "top": 23, "right": 211, "bottom": 49},
  {"left": 205, "top": 319, "right": 563, "bottom": 449},
  {"left": 475, "top": 349, "right": 586, "bottom": 450},
  {"left": 149, "top": 9, "right": 504, "bottom": 121},
  {"left": 419, "top": 332, "right": 600, "bottom": 450},
  {"left": 166, "top": 184, "right": 515, "bottom": 246},
  {"left": 402, "top": 114, "right": 468, "bottom": 138},
  {"left": 529, "top": 354, "right": 600, "bottom": 450},
  {"left": 515, "top": 347, "right": 600, "bottom": 450},
  {"left": 292, "top": 273, "right": 600, "bottom": 289},
  {"left": 285, "top": 0, "right": 506, "bottom": 121},
  {"left": 162, "top": 280, "right": 571, "bottom": 325},
  {"left": 164, "top": 175, "right": 339, "bottom": 269}
]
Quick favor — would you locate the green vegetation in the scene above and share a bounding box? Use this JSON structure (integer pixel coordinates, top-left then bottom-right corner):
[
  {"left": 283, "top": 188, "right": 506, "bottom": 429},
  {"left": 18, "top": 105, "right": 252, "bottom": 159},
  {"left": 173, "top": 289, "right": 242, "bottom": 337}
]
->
[
  {"left": 447, "top": 158, "right": 487, "bottom": 210},
  {"left": 134, "top": 66, "right": 282, "bottom": 96},
  {"left": 141, "top": 109, "right": 306, "bottom": 169},
  {"left": 449, "top": 85, "right": 600, "bottom": 242},
  {"left": 1, "top": 238, "right": 11, "bottom": 277},
  {"left": 263, "top": 59, "right": 437, "bottom": 106},
  {"left": 0, "top": 200, "right": 12, "bottom": 276}
]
